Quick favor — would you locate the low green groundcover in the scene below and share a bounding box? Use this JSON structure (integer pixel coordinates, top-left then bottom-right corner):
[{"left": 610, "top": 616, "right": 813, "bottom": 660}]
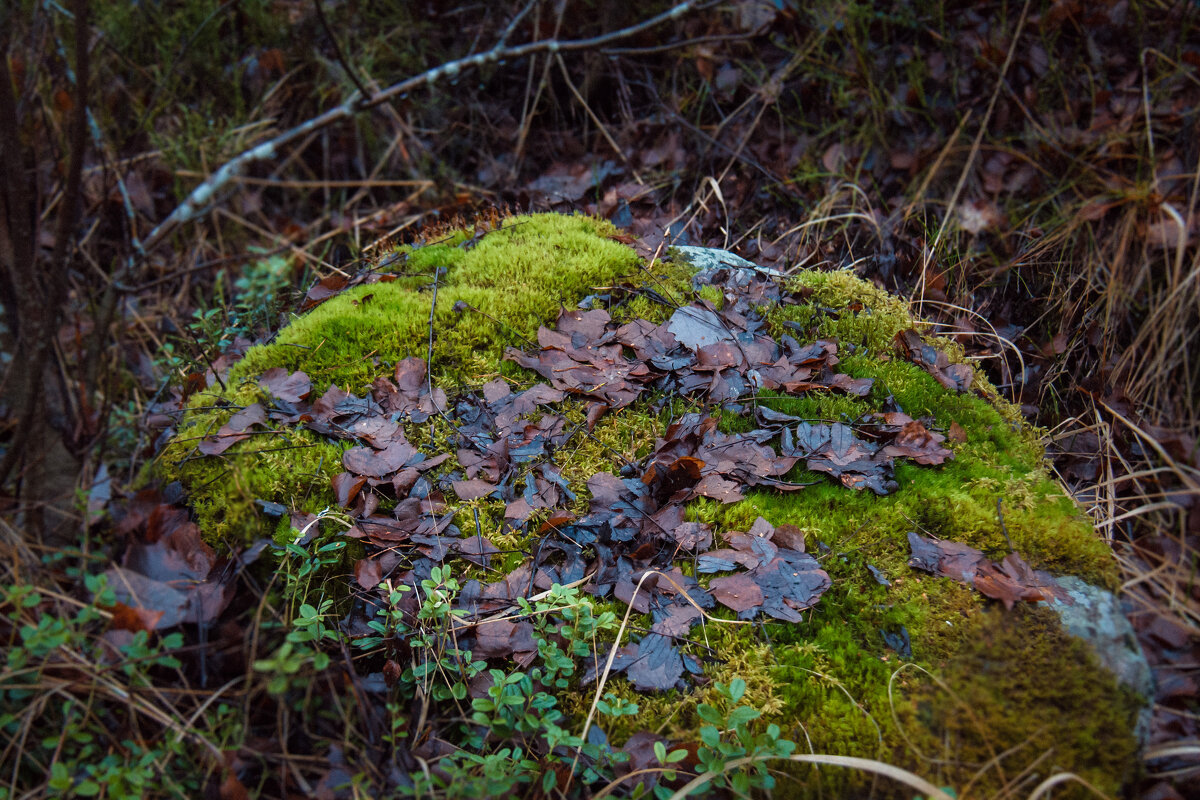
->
[{"left": 157, "top": 212, "right": 1141, "bottom": 797}]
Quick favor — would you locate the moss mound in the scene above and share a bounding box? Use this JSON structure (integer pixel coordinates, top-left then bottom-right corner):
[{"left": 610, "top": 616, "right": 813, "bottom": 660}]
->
[{"left": 157, "top": 212, "right": 1140, "bottom": 796}]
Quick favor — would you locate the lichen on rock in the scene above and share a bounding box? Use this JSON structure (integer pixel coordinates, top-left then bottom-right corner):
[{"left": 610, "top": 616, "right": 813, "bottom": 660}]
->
[{"left": 155, "top": 212, "right": 1145, "bottom": 796}]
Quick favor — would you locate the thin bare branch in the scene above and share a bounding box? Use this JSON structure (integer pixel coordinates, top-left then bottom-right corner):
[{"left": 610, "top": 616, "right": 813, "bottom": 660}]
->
[{"left": 141, "top": 1, "right": 702, "bottom": 253}]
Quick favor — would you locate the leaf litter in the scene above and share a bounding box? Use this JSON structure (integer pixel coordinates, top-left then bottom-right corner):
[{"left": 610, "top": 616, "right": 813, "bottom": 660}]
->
[
  {"left": 906, "top": 531, "right": 1070, "bottom": 609},
  {"left": 102, "top": 496, "right": 260, "bottom": 630},
  {"left": 175, "top": 259, "right": 1046, "bottom": 698}
]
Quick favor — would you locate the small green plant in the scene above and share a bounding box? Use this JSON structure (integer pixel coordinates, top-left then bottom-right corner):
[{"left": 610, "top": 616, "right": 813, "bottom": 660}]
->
[
  {"left": 275, "top": 531, "right": 347, "bottom": 612},
  {"left": 231, "top": 252, "right": 294, "bottom": 335},
  {"left": 187, "top": 306, "right": 228, "bottom": 353},
  {"left": 287, "top": 598, "right": 339, "bottom": 646},
  {"left": 0, "top": 574, "right": 205, "bottom": 798},
  {"left": 650, "top": 740, "right": 691, "bottom": 797},
  {"left": 253, "top": 534, "right": 348, "bottom": 695},
  {"left": 692, "top": 678, "right": 797, "bottom": 796},
  {"left": 117, "top": 629, "right": 185, "bottom": 679},
  {"left": 355, "top": 578, "right": 413, "bottom": 651},
  {"left": 402, "top": 565, "right": 487, "bottom": 703},
  {"left": 253, "top": 640, "right": 331, "bottom": 695},
  {"left": 415, "top": 564, "right": 464, "bottom": 628},
  {"left": 48, "top": 747, "right": 163, "bottom": 799}
]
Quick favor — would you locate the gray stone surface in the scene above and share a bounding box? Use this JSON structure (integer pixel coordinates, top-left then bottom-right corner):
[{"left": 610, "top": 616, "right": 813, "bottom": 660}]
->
[
  {"left": 671, "top": 245, "right": 786, "bottom": 277},
  {"left": 1043, "top": 576, "right": 1155, "bottom": 700},
  {"left": 1042, "top": 577, "right": 1155, "bottom": 746}
]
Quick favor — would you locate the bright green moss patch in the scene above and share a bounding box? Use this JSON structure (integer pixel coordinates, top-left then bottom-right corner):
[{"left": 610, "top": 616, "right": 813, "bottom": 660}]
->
[
  {"left": 157, "top": 387, "right": 347, "bottom": 544},
  {"left": 233, "top": 213, "right": 640, "bottom": 394}
]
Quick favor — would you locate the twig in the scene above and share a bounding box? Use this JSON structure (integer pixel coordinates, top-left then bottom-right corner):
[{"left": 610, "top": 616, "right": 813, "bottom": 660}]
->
[
  {"left": 141, "top": 2, "right": 702, "bottom": 253},
  {"left": 498, "top": 0, "right": 538, "bottom": 46},
  {"left": 600, "top": 32, "right": 762, "bottom": 55},
  {"left": 312, "top": 0, "right": 372, "bottom": 102},
  {"left": 996, "top": 497, "right": 1015, "bottom": 553}
]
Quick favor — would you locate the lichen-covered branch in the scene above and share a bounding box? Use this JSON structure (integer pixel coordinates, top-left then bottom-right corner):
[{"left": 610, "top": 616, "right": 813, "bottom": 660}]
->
[{"left": 141, "top": 1, "right": 700, "bottom": 253}]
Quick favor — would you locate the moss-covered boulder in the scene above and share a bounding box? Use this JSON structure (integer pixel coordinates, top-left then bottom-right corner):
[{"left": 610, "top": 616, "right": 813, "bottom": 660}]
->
[{"left": 158, "top": 212, "right": 1144, "bottom": 796}]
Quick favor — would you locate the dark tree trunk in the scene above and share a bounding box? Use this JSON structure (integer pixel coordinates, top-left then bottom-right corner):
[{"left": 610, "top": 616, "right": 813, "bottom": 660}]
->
[{"left": 0, "top": 0, "right": 89, "bottom": 539}]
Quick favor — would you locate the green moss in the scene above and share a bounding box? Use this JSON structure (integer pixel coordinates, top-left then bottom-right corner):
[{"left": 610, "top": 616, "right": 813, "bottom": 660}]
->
[
  {"left": 157, "top": 215, "right": 1135, "bottom": 795},
  {"left": 233, "top": 213, "right": 640, "bottom": 394},
  {"left": 553, "top": 263, "right": 1126, "bottom": 795},
  {"left": 741, "top": 267, "right": 1113, "bottom": 585},
  {"left": 157, "top": 388, "right": 346, "bottom": 544},
  {"left": 902, "top": 606, "right": 1142, "bottom": 797},
  {"left": 159, "top": 213, "right": 642, "bottom": 542},
  {"left": 697, "top": 284, "right": 725, "bottom": 310}
]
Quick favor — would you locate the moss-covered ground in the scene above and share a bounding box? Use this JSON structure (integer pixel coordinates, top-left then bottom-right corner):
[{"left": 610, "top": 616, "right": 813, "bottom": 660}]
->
[
  {"left": 157, "top": 212, "right": 1140, "bottom": 797},
  {"left": 157, "top": 213, "right": 641, "bottom": 542}
]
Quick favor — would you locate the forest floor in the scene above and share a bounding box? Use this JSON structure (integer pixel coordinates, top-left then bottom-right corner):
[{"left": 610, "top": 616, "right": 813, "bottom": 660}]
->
[{"left": 1, "top": 1, "right": 1197, "bottom": 798}]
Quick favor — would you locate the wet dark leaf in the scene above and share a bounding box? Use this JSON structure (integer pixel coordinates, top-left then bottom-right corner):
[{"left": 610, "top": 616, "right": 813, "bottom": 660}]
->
[
  {"left": 300, "top": 274, "right": 349, "bottom": 310},
  {"left": 332, "top": 471, "right": 367, "bottom": 507},
  {"left": 709, "top": 572, "right": 764, "bottom": 612},
  {"left": 906, "top": 531, "right": 1068, "bottom": 609},
  {"left": 752, "top": 551, "right": 831, "bottom": 622},
  {"left": 472, "top": 620, "right": 536, "bottom": 658},
  {"left": 197, "top": 403, "right": 268, "bottom": 456},
  {"left": 255, "top": 499, "right": 286, "bottom": 518},
  {"left": 878, "top": 420, "right": 953, "bottom": 465},
  {"left": 894, "top": 329, "right": 974, "bottom": 392},
  {"left": 672, "top": 522, "right": 713, "bottom": 551},
  {"left": 342, "top": 440, "right": 418, "bottom": 479},
  {"left": 626, "top": 633, "right": 684, "bottom": 691},
  {"left": 455, "top": 534, "right": 499, "bottom": 567},
  {"left": 975, "top": 553, "right": 1069, "bottom": 609},
  {"left": 881, "top": 626, "right": 911, "bottom": 658},
  {"left": 770, "top": 523, "right": 807, "bottom": 552},
  {"left": 354, "top": 556, "right": 384, "bottom": 589},
  {"left": 667, "top": 305, "right": 734, "bottom": 351},
  {"left": 102, "top": 514, "right": 233, "bottom": 629},
  {"left": 693, "top": 473, "right": 744, "bottom": 503},
  {"left": 259, "top": 368, "right": 312, "bottom": 403},
  {"left": 452, "top": 479, "right": 496, "bottom": 501},
  {"left": 785, "top": 421, "right": 896, "bottom": 495},
  {"left": 651, "top": 602, "right": 703, "bottom": 638}
]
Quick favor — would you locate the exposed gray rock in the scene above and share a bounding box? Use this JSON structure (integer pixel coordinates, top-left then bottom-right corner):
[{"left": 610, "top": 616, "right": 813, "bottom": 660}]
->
[
  {"left": 1040, "top": 577, "right": 1155, "bottom": 746},
  {"left": 670, "top": 245, "right": 786, "bottom": 277},
  {"left": 1042, "top": 576, "right": 1155, "bottom": 698}
]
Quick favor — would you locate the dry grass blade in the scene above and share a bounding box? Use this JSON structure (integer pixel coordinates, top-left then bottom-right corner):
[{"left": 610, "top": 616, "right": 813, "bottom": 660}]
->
[
  {"left": 664, "top": 754, "right": 956, "bottom": 800},
  {"left": 1144, "top": 741, "right": 1200, "bottom": 781},
  {"left": 1024, "top": 771, "right": 1111, "bottom": 800}
]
